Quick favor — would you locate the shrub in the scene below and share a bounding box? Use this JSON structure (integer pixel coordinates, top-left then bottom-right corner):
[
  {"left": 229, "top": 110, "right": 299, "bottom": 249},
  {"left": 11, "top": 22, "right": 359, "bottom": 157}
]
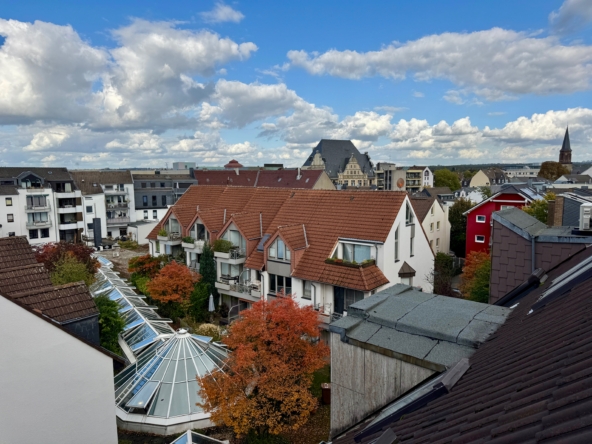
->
[
  {"left": 34, "top": 242, "right": 99, "bottom": 275},
  {"left": 133, "top": 275, "right": 150, "bottom": 296},
  {"left": 50, "top": 253, "right": 95, "bottom": 286},
  {"left": 212, "top": 239, "right": 233, "bottom": 253},
  {"left": 158, "top": 228, "right": 168, "bottom": 237},
  {"left": 128, "top": 254, "right": 162, "bottom": 278},
  {"left": 118, "top": 239, "right": 139, "bottom": 250},
  {"left": 182, "top": 236, "right": 194, "bottom": 244},
  {"left": 195, "top": 323, "right": 221, "bottom": 342},
  {"left": 188, "top": 282, "right": 210, "bottom": 323},
  {"left": 94, "top": 294, "right": 125, "bottom": 354}
]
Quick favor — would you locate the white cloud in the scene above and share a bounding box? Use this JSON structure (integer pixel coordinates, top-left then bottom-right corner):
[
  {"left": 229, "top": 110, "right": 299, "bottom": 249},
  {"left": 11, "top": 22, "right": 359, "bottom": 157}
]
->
[
  {"left": 443, "top": 90, "right": 465, "bottom": 105},
  {"left": 24, "top": 127, "right": 71, "bottom": 151},
  {"left": 412, "top": 91, "right": 424, "bottom": 98},
  {"left": 550, "top": 0, "right": 592, "bottom": 34},
  {"left": 201, "top": 3, "right": 245, "bottom": 24},
  {"left": 288, "top": 28, "right": 592, "bottom": 100},
  {"left": 41, "top": 155, "right": 56, "bottom": 162}
]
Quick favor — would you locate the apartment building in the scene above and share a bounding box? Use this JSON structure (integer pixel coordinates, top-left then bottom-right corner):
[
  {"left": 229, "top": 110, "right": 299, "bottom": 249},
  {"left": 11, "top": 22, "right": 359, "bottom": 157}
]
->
[
  {"left": 469, "top": 167, "right": 509, "bottom": 187},
  {"left": 132, "top": 171, "right": 197, "bottom": 222},
  {"left": 70, "top": 171, "right": 136, "bottom": 239},
  {"left": 502, "top": 164, "right": 541, "bottom": 178},
  {"left": 0, "top": 168, "right": 83, "bottom": 243},
  {"left": 146, "top": 186, "right": 434, "bottom": 327},
  {"left": 375, "top": 163, "right": 433, "bottom": 192}
]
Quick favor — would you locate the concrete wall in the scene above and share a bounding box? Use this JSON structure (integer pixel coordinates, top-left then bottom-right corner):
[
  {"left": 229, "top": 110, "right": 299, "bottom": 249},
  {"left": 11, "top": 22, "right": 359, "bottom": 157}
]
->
[
  {"left": 330, "top": 332, "right": 435, "bottom": 438},
  {"left": 313, "top": 171, "right": 337, "bottom": 190},
  {"left": 0, "top": 296, "right": 117, "bottom": 444}
]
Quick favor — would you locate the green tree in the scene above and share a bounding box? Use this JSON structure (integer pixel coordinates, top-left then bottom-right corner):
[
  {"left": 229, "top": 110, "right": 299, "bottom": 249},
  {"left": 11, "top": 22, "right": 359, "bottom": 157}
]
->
[
  {"left": 94, "top": 294, "right": 125, "bottom": 354},
  {"left": 188, "top": 282, "right": 211, "bottom": 323},
  {"left": 50, "top": 253, "right": 94, "bottom": 286},
  {"left": 478, "top": 186, "right": 493, "bottom": 199},
  {"left": 449, "top": 198, "right": 475, "bottom": 258},
  {"left": 539, "top": 161, "right": 570, "bottom": 181},
  {"left": 434, "top": 169, "right": 461, "bottom": 191},
  {"left": 463, "top": 170, "right": 476, "bottom": 180},
  {"left": 431, "top": 252, "right": 455, "bottom": 296},
  {"left": 523, "top": 192, "right": 556, "bottom": 223},
  {"left": 200, "top": 242, "right": 218, "bottom": 303},
  {"left": 461, "top": 251, "right": 491, "bottom": 303}
]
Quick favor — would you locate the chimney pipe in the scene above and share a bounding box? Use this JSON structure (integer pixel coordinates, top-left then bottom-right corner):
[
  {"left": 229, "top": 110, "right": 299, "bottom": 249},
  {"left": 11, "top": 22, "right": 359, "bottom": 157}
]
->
[
  {"left": 260, "top": 212, "right": 263, "bottom": 237},
  {"left": 223, "top": 209, "right": 226, "bottom": 225}
]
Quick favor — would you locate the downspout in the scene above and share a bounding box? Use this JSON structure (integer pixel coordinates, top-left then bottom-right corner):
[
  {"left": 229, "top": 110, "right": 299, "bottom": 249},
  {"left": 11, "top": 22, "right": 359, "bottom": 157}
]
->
[{"left": 531, "top": 234, "right": 536, "bottom": 273}]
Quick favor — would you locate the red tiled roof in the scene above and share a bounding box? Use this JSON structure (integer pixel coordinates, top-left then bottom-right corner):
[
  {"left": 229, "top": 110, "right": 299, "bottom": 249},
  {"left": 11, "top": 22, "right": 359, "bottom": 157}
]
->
[
  {"left": 244, "top": 251, "right": 264, "bottom": 270},
  {"left": 0, "top": 236, "right": 37, "bottom": 270},
  {"left": 318, "top": 264, "right": 389, "bottom": 292},
  {"left": 224, "top": 159, "right": 243, "bottom": 168},
  {"left": 195, "top": 169, "right": 259, "bottom": 187},
  {"left": 277, "top": 224, "right": 308, "bottom": 250},
  {"left": 9, "top": 282, "right": 98, "bottom": 323},
  {"left": 0, "top": 263, "right": 53, "bottom": 295},
  {"left": 193, "top": 169, "right": 326, "bottom": 189}
]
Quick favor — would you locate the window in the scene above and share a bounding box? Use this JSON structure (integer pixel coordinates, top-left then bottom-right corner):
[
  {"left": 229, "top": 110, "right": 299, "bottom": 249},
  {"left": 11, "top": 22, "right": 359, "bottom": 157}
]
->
[
  {"left": 26, "top": 195, "right": 46, "bottom": 208},
  {"left": 29, "top": 229, "right": 38, "bottom": 239},
  {"left": 142, "top": 196, "right": 148, "bottom": 207},
  {"left": 119, "top": 184, "right": 125, "bottom": 191},
  {"left": 221, "top": 263, "right": 240, "bottom": 278},
  {"left": 7, "top": 214, "right": 14, "bottom": 222},
  {"left": 86, "top": 205, "right": 93, "bottom": 213},
  {"left": 436, "top": 238, "right": 440, "bottom": 247},
  {"left": 40, "top": 228, "right": 49, "bottom": 238},
  {"left": 160, "top": 182, "right": 165, "bottom": 188},
  {"left": 345, "top": 288, "right": 364, "bottom": 310},
  {"left": 437, "top": 221, "right": 440, "bottom": 230},
  {"left": 430, "top": 223, "right": 434, "bottom": 232},
  {"left": 269, "top": 238, "right": 290, "bottom": 261},
  {"left": 476, "top": 215, "right": 486, "bottom": 223},
  {"left": 303, "top": 281, "right": 312, "bottom": 300},
  {"left": 141, "top": 182, "right": 147, "bottom": 188},
  {"left": 394, "top": 225, "right": 399, "bottom": 262},
  {"left": 5, "top": 197, "right": 12, "bottom": 206},
  {"left": 152, "top": 196, "right": 157, "bottom": 206},
  {"left": 430, "top": 206, "right": 434, "bottom": 215},
  {"left": 476, "top": 235, "right": 486, "bottom": 243},
  {"left": 162, "top": 195, "right": 167, "bottom": 206},
  {"left": 429, "top": 240, "right": 433, "bottom": 247},
  {"left": 151, "top": 182, "right": 155, "bottom": 188},
  {"left": 501, "top": 205, "right": 513, "bottom": 210},
  {"left": 343, "top": 243, "right": 371, "bottom": 263},
  {"left": 153, "top": 210, "right": 157, "bottom": 220},
  {"left": 143, "top": 210, "right": 148, "bottom": 219},
  {"left": 410, "top": 225, "right": 415, "bottom": 256},
  {"left": 87, "top": 223, "right": 93, "bottom": 230},
  {"left": 406, "top": 202, "right": 414, "bottom": 225},
  {"left": 223, "top": 229, "right": 246, "bottom": 251},
  {"left": 268, "top": 274, "right": 292, "bottom": 295},
  {"left": 155, "top": 240, "right": 160, "bottom": 253}
]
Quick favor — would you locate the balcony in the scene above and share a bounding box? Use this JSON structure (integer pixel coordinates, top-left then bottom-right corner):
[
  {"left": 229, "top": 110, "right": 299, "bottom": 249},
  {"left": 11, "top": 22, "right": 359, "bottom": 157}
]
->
[
  {"left": 182, "top": 239, "right": 205, "bottom": 253},
  {"left": 214, "top": 248, "right": 246, "bottom": 265},
  {"left": 57, "top": 204, "right": 80, "bottom": 214},
  {"left": 107, "top": 217, "right": 130, "bottom": 225},
  {"left": 58, "top": 220, "right": 84, "bottom": 230},
  {"left": 157, "top": 232, "right": 182, "bottom": 245},
  {"left": 106, "top": 202, "right": 129, "bottom": 209},
  {"left": 215, "top": 278, "right": 262, "bottom": 303},
  {"left": 25, "top": 203, "right": 51, "bottom": 212},
  {"left": 26, "top": 219, "right": 52, "bottom": 229},
  {"left": 104, "top": 188, "right": 128, "bottom": 195}
]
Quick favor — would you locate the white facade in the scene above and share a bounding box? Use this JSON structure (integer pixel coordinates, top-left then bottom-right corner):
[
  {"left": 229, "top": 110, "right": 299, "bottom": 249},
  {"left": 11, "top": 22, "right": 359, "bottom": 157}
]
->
[
  {"left": 422, "top": 167, "right": 434, "bottom": 188},
  {"left": 421, "top": 200, "right": 451, "bottom": 255},
  {"left": 82, "top": 193, "right": 107, "bottom": 239},
  {"left": 455, "top": 188, "right": 485, "bottom": 205},
  {"left": 503, "top": 166, "right": 540, "bottom": 178},
  {"left": 136, "top": 207, "right": 169, "bottom": 224},
  {"left": 0, "top": 296, "right": 117, "bottom": 444}
]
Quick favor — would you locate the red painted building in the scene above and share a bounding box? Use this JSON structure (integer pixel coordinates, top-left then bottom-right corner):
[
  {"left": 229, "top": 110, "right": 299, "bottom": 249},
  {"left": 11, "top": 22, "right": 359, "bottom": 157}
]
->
[{"left": 464, "top": 186, "right": 540, "bottom": 255}]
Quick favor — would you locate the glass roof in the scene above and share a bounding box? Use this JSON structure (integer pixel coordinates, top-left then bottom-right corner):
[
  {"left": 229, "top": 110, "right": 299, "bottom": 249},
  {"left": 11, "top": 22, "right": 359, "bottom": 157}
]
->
[
  {"left": 91, "top": 264, "right": 175, "bottom": 356},
  {"left": 169, "top": 430, "right": 226, "bottom": 444},
  {"left": 115, "top": 329, "right": 229, "bottom": 422}
]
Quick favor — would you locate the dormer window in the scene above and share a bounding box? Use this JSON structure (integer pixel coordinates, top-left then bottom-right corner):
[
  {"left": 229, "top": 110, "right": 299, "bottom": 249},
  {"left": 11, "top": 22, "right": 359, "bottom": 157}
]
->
[
  {"left": 222, "top": 229, "right": 246, "bottom": 251},
  {"left": 269, "top": 238, "right": 291, "bottom": 262},
  {"left": 343, "top": 243, "right": 371, "bottom": 262}
]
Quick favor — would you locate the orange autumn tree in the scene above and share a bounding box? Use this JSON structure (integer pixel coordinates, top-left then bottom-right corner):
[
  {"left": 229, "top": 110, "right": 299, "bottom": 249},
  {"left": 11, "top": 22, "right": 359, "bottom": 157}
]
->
[
  {"left": 461, "top": 250, "right": 491, "bottom": 303},
  {"left": 146, "top": 261, "right": 200, "bottom": 304},
  {"left": 198, "top": 295, "right": 330, "bottom": 438}
]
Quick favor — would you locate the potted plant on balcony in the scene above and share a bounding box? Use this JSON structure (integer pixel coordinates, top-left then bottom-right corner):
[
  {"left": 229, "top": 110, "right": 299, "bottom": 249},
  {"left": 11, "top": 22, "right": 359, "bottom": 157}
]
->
[
  {"left": 212, "top": 239, "right": 234, "bottom": 259},
  {"left": 157, "top": 228, "right": 168, "bottom": 241},
  {"left": 182, "top": 236, "right": 195, "bottom": 248}
]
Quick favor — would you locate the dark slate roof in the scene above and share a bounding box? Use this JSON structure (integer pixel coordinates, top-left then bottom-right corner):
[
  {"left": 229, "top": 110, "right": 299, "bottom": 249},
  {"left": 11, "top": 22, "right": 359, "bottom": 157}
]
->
[
  {"left": 561, "top": 127, "right": 571, "bottom": 152},
  {"left": 0, "top": 167, "right": 73, "bottom": 181},
  {"left": 0, "top": 236, "right": 37, "bottom": 270},
  {"left": 0, "top": 185, "right": 18, "bottom": 196},
  {"left": 329, "top": 285, "right": 510, "bottom": 370},
  {"left": 70, "top": 170, "right": 133, "bottom": 194},
  {"left": 302, "top": 139, "right": 375, "bottom": 179},
  {"left": 423, "top": 187, "right": 453, "bottom": 197},
  {"left": 9, "top": 282, "right": 99, "bottom": 323},
  {"left": 0, "top": 263, "right": 53, "bottom": 295},
  {"left": 336, "top": 246, "right": 592, "bottom": 443},
  {"left": 560, "top": 174, "right": 592, "bottom": 183}
]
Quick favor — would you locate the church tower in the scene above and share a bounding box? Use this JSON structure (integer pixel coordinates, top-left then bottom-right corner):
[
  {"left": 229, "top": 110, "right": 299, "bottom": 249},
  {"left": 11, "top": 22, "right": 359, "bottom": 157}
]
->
[{"left": 559, "top": 127, "right": 572, "bottom": 172}]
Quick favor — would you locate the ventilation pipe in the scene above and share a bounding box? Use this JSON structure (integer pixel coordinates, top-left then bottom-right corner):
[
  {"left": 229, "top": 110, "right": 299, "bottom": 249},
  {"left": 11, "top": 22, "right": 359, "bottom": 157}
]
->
[
  {"left": 260, "top": 212, "right": 263, "bottom": 237},
  {"left": 223, "top": 209, "right": 226, "bottom": 225}
]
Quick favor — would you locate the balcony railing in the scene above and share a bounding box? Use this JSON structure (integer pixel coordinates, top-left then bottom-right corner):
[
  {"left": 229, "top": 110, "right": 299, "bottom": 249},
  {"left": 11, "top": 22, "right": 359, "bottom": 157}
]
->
[
  {"left": 107, "top": 217, "right": 130, "bottom": 225},
  {"left": 229, "top": 248, "right": 246, "bottom": 259},
  {"left": 229, "top": 281, "right": 262, "bottom": 295},
  {"left": 26, "top": 219, "right": 51, "bottom": 228},
  {"left": 106, "top": 202, "right": 129, "bottom": 209},
  {"left": 25, "top": 203, "right": 51, "bottom": 211},
  {"left": 104, "top": 188, "right": 128, "bottom": 195}
]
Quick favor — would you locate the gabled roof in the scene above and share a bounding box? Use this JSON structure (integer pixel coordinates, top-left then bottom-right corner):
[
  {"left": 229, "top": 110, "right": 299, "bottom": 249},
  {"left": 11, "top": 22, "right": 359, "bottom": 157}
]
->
[
  {"left": 194, "top": 169, "right": 259, "bottom": 186},
  {"left": 338, "top": 246, "right": 592, "bottom": 443},
  {"left": 302, "top": 139, "right": 375, "bottom": 179},
  {"left": 464, "top": 185, "right": 541, "bottom": 215},
  {"left": 422, "top": 187, "right": 453, "bottom": 197},
  {"left": 0, "top": 167, "right": 73, "bottom": 182},
  {"left": 9, "top": 281, "right": 99, "bottom": 324},
  {"left": 409, "top": 196, "right": 436, "bottom": 223},
  {"left": 561, "top": 127, "right": 571, "bottom": 152},
  {"left": 0, "top": 236, "right": 37, "bottom": 270},
  {"left": 277, "top": 224, "right": 308, "bottom": 250},
  {"left": 193, "top": 169, "right": 328, "bottom": 189},
  {"left": 70, "top": 170, "right": 133, "bottom": 195},
  {"left": 557, "top": 174, "right": 592, "bottom": 183}
]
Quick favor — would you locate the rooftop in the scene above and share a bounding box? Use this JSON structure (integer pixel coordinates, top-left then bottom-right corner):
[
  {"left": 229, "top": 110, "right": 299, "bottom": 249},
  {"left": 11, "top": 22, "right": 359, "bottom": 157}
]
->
[
  {"left": 0, "top": 167, "right": 74, "bottom": 182},
  {"left": 70, "top": 170, "right": 133, "bottom": 194},
  {"left": 302, "top": 139, "right": 375, "bottom": 178},
  {"left": 330, "top": 284, "right": 510, "bottom": 370}
]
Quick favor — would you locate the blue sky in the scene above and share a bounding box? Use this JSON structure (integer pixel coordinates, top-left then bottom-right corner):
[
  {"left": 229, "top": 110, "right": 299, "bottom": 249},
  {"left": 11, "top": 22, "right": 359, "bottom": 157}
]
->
[{"left": 1, "top": 0, "right": 592, "bottom": 168}]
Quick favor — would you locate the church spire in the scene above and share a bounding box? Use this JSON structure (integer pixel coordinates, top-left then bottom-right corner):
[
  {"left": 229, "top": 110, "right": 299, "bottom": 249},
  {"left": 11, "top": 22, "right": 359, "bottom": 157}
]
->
[{"left": 561, "top": 127, "right": 571, "bottom": 152}]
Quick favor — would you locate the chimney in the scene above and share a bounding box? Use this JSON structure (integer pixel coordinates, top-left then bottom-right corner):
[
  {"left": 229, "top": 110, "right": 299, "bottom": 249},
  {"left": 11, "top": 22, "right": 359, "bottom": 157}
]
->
[
  {"left": 259, "top": 212, "right": 263, "bottom": 237},
  {"left": 235, "top": 168, "right": 239, "bottom": 176},
  {"left": 223, "top": 209, "right": 226, "bottom": 225},
  {"left": 297, "top": 167, "right": 302, "bottom": 180}
]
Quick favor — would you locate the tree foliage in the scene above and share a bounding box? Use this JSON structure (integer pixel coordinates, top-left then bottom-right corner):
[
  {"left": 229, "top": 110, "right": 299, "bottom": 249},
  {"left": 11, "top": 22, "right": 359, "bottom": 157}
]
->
[
  {"left": 523, "top": 192, "right": 556, "bottom": 223},
  {"left": 34, "top": 242, "right": 99, "bottom": 275},
  {"left": 50, "top": 253, "right": 95, "bottom": 286},
  {"left": 198, "top": 296, "right": 330, "bottom": 437},
  {"left": 128, "top": 254, "right": 166, "bottom": 278},
  {"left": 188, "top": 281, "right": 211, "bottom": 323},
  {"left": 461, "top": 251, "right": 491, "bottom": 303},
  {"left": 431, "top": 253, "right": 456, "bottom": 296},
  {"left": 449, "top": 198, "right": 475, "bottom": 257},
  {"left": 478, "top": 186, "right": 492, "bottom": 199},
  {"left": 463, "top": 170, "right": 476, "bottom": 180},
  {"left": 146, "top": 261, "right": 200, "bottom": 305},
  {"left": 434, "top": 168, "right": 461, "bottom": 191},
  {"left": 539, "top": 161, "right": 570, "bottom": 181},
  {"left": 94, "top": 294, "right": 125, "bottom": 354},
  {"left": 200, "top": 242, "right": 218, "bottom": 301}
]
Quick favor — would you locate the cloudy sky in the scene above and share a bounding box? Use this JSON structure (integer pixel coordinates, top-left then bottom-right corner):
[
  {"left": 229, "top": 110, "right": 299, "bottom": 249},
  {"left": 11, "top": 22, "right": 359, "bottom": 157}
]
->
[{"left": 1, "top": 0, "right": 592, "bottom": 169}]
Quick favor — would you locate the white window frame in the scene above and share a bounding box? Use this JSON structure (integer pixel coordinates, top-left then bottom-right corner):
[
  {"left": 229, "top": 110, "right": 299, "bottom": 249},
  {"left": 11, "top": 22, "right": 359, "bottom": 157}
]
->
[
  {"left": 394, "top": 225, "right": 399, "bottom": 262},
  {"left": 475, "top": 235, "right": 486, "bottom": 243},
  {"left": 430, "top": 223, "right": 434, "bottom": 232},
  {"left": 476, "top": 215, "right": 486, "bottom": 223}
]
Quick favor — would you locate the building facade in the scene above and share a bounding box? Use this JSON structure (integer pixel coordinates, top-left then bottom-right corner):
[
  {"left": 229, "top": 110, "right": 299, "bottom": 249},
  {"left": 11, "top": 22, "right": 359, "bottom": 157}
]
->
[
  {"left": 410, "top": 196, "right": 451, "bottom": 254},
  {"left": 469, "top": 168, "right": 509, "bottom": 187},
  {"left": 559, "top": 127, "right": 572, "bottom": 173}
]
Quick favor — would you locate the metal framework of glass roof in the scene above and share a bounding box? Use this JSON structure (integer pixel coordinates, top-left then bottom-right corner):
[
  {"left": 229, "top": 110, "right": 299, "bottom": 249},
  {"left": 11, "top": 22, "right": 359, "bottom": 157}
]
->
[
  {"left": 90, "top": 264, "right": 175, "bottom": 358},
  {"left": 115, "top": 329, "right": 228, "bottom": 429}
]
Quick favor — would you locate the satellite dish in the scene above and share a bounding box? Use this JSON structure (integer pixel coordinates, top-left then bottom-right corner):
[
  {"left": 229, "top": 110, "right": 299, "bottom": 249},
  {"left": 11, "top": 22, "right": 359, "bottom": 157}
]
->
[{"left": 396, "top": 178, "right": 405, "bottom": 189}]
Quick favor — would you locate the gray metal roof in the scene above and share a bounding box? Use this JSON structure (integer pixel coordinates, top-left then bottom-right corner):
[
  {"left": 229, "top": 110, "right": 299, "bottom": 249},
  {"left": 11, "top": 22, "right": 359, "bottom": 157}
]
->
[
  {"left": 329, "top": 284, "right": 510, "bottom": 369},
  {"left": 561, "top": 127, "right": 571, "bottom": 152},
  {"left": 494, "top": 207, "right": 546, "bottom": 236},
  {"left": 302, "top": 139, "right": 375, "bottom": 179}
]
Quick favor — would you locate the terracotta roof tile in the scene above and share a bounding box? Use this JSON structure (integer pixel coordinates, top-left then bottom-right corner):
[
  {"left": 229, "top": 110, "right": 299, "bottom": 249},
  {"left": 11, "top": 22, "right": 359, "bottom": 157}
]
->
[
  {"left": 70, "top": 170, "right": 133, "bottom": 195},
  {"left": 245, "top": 251, "right": 264, "bottom": 270},
  {"left": 277, "top": 224, "right": 308, "bottom": 250},
  {"left": 0, "top": 263, "right": 53, "bottom": 295},
  {"left": 410, "top": 196, "right": 436, "bottom": 223},
  {"left": 0, "top": 236, "right": 37, "bottom": 270},
  {"left": 317, "top": 264, "right": 389, "bottom": 292},
  {"left": 9, "top": 282, "right": 98, "bottom": 323}
]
